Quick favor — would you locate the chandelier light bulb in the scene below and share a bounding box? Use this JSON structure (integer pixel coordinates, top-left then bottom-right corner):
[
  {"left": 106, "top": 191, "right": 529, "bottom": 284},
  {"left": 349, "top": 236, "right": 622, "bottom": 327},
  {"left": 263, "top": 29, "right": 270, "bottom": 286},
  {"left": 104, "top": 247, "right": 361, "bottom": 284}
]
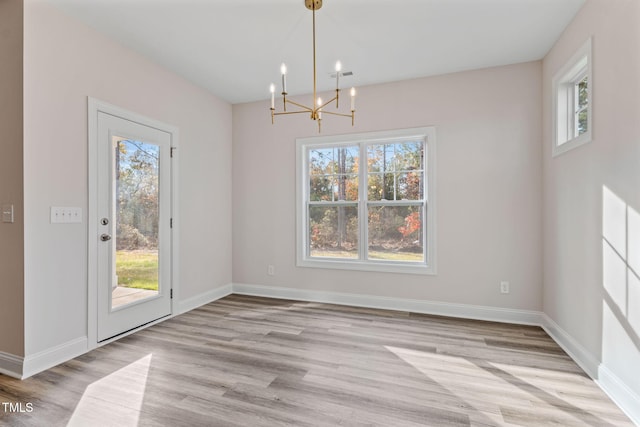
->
[
  {"left": 280, "top": 63, "right": 287, "bottom": 94},
  {"left": 269, "top": 83, "right": 275, "bottom": 109},
  {"left": 350, "top": 87, "right": 356, "bottom": 111}
]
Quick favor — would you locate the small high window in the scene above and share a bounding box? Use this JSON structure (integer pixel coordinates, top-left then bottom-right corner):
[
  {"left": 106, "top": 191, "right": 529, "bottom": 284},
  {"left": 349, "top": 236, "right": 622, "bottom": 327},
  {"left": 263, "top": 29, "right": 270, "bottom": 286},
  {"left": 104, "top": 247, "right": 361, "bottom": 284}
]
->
[{"left": 553, "top": 38, "right": 592, "bottom": 157}]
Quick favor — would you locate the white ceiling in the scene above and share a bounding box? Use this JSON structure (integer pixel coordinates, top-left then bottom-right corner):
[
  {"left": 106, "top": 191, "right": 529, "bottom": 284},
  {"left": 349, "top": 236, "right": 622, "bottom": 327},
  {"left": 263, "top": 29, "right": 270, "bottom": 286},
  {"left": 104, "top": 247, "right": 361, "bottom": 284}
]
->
[{"left": 47, "top": 0, "right": 585, "bottom": 104}]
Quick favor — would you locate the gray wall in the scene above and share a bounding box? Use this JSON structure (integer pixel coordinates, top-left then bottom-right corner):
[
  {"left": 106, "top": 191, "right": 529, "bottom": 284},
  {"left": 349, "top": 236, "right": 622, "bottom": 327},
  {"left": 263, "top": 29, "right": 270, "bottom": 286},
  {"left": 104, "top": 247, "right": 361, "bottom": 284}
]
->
[
  {"left": 233, "top": 61, "right": 543, "bottom": 311},
  {"left": 23, "top": 1, "right": 232, "bottom": 357}
]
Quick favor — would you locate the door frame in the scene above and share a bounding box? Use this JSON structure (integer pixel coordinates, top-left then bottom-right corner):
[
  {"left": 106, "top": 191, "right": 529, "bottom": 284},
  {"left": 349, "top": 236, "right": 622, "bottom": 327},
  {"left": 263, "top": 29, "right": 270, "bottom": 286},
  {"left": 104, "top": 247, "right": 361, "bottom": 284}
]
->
[{"left": 87, "top": 97, "right": 180, "bottom": 349}]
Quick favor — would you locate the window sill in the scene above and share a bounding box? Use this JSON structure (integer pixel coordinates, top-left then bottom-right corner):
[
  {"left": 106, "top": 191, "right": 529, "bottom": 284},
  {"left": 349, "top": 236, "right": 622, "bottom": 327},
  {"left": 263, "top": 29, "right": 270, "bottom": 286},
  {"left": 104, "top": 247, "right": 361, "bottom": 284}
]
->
[
  {"left": 552, "top": 132, "right": 592, "bottom": 157},
  {"left": 297, "top": 257, "right": 436, "bottom": 275}
]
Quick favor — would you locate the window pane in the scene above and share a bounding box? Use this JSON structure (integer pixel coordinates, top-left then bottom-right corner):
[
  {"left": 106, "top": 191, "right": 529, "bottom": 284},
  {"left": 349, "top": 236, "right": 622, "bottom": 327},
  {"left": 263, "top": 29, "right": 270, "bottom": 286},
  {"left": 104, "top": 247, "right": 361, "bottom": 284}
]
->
[
  {"left": 395, "top": 141, "right": 424, "bottom": 171},
  {"left": 310, "top": 176, "right": 333, "bottom": 201},
  {"left": 368, "top": 174, "right": 383, "bottom": 200},
  {"left": 330, "top": 146, "right": 359, "bottom": 174},
  {"left": 334, "top": 174, "right": 358, "bottom": 201},
  {"left": 309, "top": 146, "right": 358, "bottom": 175},
  {"left": 368, "top": 141, "right": 424, "bottom": 201},
  {"left": 309, "top": 205, "right": 358, "bottom": 259},
  {"left": 368, "top": 141, "right": 424, "bottom": 173},
  {"left": 576, "top": 75, "right": 588, "bottom": 137},
  {"left": 309, "top": 147, "right": 334, "bottom": 175},
  {"left": 310, "top": 175, "right": 358, "bottom": 202},
  {"left": 367, "top": 144, "right": 393, "bottom": 172},
  {"left": 113, "top": 138, "right": 160, "bottom": 308},
  {"left": 578, "top": 109, "right": 588, "bottom": 135},
  {"left": 577, "top": 76, "right": 588, "bottom": 109},
  {"left": 368, "top": 205, "right": 424, "bottom": 262},
  {"left": 397, "top": 171, "right": 423, "bottom": 200},
  {"left": 309, "top": 146, "right": 358, "bottom": 202}
]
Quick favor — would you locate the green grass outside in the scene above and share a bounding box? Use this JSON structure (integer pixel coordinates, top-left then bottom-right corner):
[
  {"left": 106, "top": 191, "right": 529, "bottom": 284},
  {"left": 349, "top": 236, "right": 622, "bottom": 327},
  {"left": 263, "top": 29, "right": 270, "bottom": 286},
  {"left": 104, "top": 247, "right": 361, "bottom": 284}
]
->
[
  {"left": 310, "top": 249, "right": 423, "bottom": 262},
  {"left": 116, "top": 250, "right": 159, "bottom": 291}
]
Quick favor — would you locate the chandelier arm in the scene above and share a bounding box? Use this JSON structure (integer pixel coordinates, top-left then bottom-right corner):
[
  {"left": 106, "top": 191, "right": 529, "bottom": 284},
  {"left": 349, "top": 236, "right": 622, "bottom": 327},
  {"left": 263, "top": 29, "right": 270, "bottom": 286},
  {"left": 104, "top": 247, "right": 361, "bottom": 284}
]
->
[
  {"left": 284, "top": 99, "right": 314, "bottom": 112},
  {"left": 317, "top": 95, "right": 338, "bottom": 110},
  {"left": 274, "top": 110, "right": 314, "bottom": 116},
  {"left": 320, "top": 111, "right": 354, "bottom": 118}
]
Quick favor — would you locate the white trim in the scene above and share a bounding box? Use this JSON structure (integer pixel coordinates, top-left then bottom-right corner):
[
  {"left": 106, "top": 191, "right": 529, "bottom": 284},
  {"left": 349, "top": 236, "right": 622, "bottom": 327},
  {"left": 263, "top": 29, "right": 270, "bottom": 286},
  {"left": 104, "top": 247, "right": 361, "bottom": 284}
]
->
[
  {"left": 96, "top": 313, "right": 171, "bottom": 348},
  {"left": 541, "top": 314, "right": 640, "bottom": 426},
  {"left": 170, "top": 132, "right": 181, "bottom": 314},
  {"left": 552, "top": 37, "right": 593, "bottom": 157},
  {"left": 87, "top": 97, "right": 180, "bottom": 350},
  {"left": 232, "top": 283, "right": 542, "bottom": 325},
  {"left": 176, "top": 284, "right": 233, "bottom": 314},
  {"left": 0, "top": 351, "right": 24, "bottom": 379},
  {"left": 540, "top": 313, "right": 600, "bottom": 377},
  {"left": 88, "top": 97, "right": 99, "bottom": 350},
  {"left": 22, "top": 337, "right": 88, "bottom": 379},
  {"left": 598, "top": 365, "right": 640, "bottom": 426},
  {"left": 296, "top": 127, "right": 437, "bottom": 275}
]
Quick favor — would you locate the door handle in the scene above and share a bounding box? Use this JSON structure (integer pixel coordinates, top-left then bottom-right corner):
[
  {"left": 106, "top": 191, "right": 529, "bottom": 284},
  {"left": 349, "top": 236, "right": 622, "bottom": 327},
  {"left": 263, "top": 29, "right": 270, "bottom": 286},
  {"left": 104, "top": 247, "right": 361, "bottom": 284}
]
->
[{"left": 100, "top": 234, "right": 112, "bottom": 242}]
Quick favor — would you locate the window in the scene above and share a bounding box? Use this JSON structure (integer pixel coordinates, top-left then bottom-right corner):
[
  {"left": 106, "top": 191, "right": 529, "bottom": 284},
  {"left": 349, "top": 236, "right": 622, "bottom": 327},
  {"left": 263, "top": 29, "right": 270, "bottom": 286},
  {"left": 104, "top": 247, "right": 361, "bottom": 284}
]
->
[
  {"left": 296, "top": 127, "right": 436, "bottom": 275},
  {"left": 552, "top": 37, "right": 592, "bottom": 157}
]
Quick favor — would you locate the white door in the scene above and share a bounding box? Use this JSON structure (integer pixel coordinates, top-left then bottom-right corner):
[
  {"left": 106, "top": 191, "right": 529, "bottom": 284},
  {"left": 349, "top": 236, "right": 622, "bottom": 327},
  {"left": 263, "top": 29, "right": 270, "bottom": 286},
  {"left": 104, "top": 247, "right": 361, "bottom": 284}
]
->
[{"left": 96, "top": 111, "right": 172, "bottom": 342}]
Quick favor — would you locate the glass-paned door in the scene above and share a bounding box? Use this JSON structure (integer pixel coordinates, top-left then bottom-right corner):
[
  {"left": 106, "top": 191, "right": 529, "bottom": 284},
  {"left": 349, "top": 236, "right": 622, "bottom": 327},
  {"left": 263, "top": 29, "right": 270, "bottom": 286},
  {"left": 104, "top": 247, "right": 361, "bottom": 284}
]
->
[{"left": 97, "top": 112, "right": 172, "bottom": 342}]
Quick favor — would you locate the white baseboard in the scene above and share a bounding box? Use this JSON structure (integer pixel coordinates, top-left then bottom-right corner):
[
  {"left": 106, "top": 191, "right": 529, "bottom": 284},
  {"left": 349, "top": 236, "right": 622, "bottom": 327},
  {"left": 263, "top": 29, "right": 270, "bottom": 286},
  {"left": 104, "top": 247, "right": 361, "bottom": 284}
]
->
[
  {"left": 22, "top": 336, "right": 88, "bottom": 379},
  {"left": 540, "top": 313, "right": 600, "bottom": 378},
  {"left": 176, "top": 283, "right": 233, "bottom": 314},
  {"left": 12, "top": 285, "right": 232, "bottom": 379},
  {"left": 234, "top": 284, "right": 640, "bottom": 425},
  {"left": 598, "top": 364, "right": 640, "bottom": 426},
  {"left": 232, "top": 283, "right": 543, "bottom": 326},
  {"left": 0, "top": 351, "right": 24, "bottom": 379},
  {"left": 540, "top": 315, "right": 640, "bottom": 425}
]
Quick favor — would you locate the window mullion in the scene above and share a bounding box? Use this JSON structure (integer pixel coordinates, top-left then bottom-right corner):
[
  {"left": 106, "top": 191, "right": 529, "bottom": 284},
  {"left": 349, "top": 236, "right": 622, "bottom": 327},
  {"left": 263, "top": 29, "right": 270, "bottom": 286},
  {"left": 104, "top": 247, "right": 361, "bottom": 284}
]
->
[
  {"left": 360, "top": 142, "right": 368, "bottom": 261},
  {"left": 304, "top": 146, "right": 311, "bottom": 259},
  {"left": 565, "top": 83, "right": 574, "bottom": 141},
  {"left": 573, "top": 81, "right": 580, "bottom": 138}
]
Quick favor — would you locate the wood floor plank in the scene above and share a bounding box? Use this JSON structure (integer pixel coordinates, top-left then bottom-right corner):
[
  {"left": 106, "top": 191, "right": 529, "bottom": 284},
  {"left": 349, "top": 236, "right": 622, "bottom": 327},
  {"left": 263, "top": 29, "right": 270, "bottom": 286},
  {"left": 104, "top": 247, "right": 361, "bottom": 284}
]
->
[{"left": 0, "top": 294, "right": 633, "bottom": 426}]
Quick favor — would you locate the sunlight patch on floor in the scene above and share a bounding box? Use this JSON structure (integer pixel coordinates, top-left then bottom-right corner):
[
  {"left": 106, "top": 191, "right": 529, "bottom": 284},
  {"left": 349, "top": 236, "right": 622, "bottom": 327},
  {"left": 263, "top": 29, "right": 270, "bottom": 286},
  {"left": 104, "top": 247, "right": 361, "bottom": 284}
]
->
[
  {"left": 67, "top": 354, "right": 153, "bottom": 426},
  {"left": 385, "top": 345, "right": 612, "bottom": 427}
]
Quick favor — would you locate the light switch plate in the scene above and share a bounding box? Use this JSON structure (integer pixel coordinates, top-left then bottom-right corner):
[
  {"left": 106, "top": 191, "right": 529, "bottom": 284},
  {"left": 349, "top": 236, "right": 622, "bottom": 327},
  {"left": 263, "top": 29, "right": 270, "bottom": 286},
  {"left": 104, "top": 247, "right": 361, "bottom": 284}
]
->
[
  {"left": 51, "top": 207, "right": 82, "bottom": 224},
  {"left": 2, "top": 204, "right": 14, "bottom": 223}
]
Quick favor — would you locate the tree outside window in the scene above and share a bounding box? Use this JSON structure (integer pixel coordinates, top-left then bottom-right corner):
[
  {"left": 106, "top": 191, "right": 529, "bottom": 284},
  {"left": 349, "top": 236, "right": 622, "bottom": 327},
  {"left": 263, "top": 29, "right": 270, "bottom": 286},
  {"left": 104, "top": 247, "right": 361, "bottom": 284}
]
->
[{"left": 298, "top": 127, "right": 436, "bottom": 274}]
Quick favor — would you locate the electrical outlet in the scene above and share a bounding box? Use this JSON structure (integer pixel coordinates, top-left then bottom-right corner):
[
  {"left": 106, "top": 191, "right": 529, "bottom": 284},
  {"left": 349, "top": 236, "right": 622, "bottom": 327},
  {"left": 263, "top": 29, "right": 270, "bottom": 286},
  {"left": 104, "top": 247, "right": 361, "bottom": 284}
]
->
[
  {"left": 500, "top": 281, "right": 510, "bottom": 294},
  {"left": 267, "top": 265, "right": 275, "bottom": 276}
]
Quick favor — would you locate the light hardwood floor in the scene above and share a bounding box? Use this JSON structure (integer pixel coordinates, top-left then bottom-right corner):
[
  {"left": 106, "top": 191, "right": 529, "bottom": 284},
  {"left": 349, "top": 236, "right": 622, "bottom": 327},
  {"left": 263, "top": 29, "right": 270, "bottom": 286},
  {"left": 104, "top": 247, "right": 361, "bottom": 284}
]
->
[{"left": 0, "top": 295, "right": 633, "bottom": 426}]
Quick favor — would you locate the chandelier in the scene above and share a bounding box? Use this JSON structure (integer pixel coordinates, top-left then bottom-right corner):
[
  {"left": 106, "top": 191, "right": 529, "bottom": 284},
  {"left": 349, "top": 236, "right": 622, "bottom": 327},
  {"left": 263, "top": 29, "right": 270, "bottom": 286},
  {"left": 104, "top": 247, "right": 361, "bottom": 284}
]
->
[{"left": 269, "top": 0, "right": 356, "bottom": 133}]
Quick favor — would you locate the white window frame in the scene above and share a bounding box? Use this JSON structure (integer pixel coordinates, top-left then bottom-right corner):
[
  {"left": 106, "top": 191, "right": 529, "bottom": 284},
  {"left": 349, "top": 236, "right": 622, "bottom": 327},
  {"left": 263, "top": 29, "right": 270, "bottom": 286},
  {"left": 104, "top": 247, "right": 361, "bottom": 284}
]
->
[
  {"left": 296, "top": 127, "right": 437, "bottom": 275},
  {"left": 552, "top": 37, "right": 593, "bottom": 157}
]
